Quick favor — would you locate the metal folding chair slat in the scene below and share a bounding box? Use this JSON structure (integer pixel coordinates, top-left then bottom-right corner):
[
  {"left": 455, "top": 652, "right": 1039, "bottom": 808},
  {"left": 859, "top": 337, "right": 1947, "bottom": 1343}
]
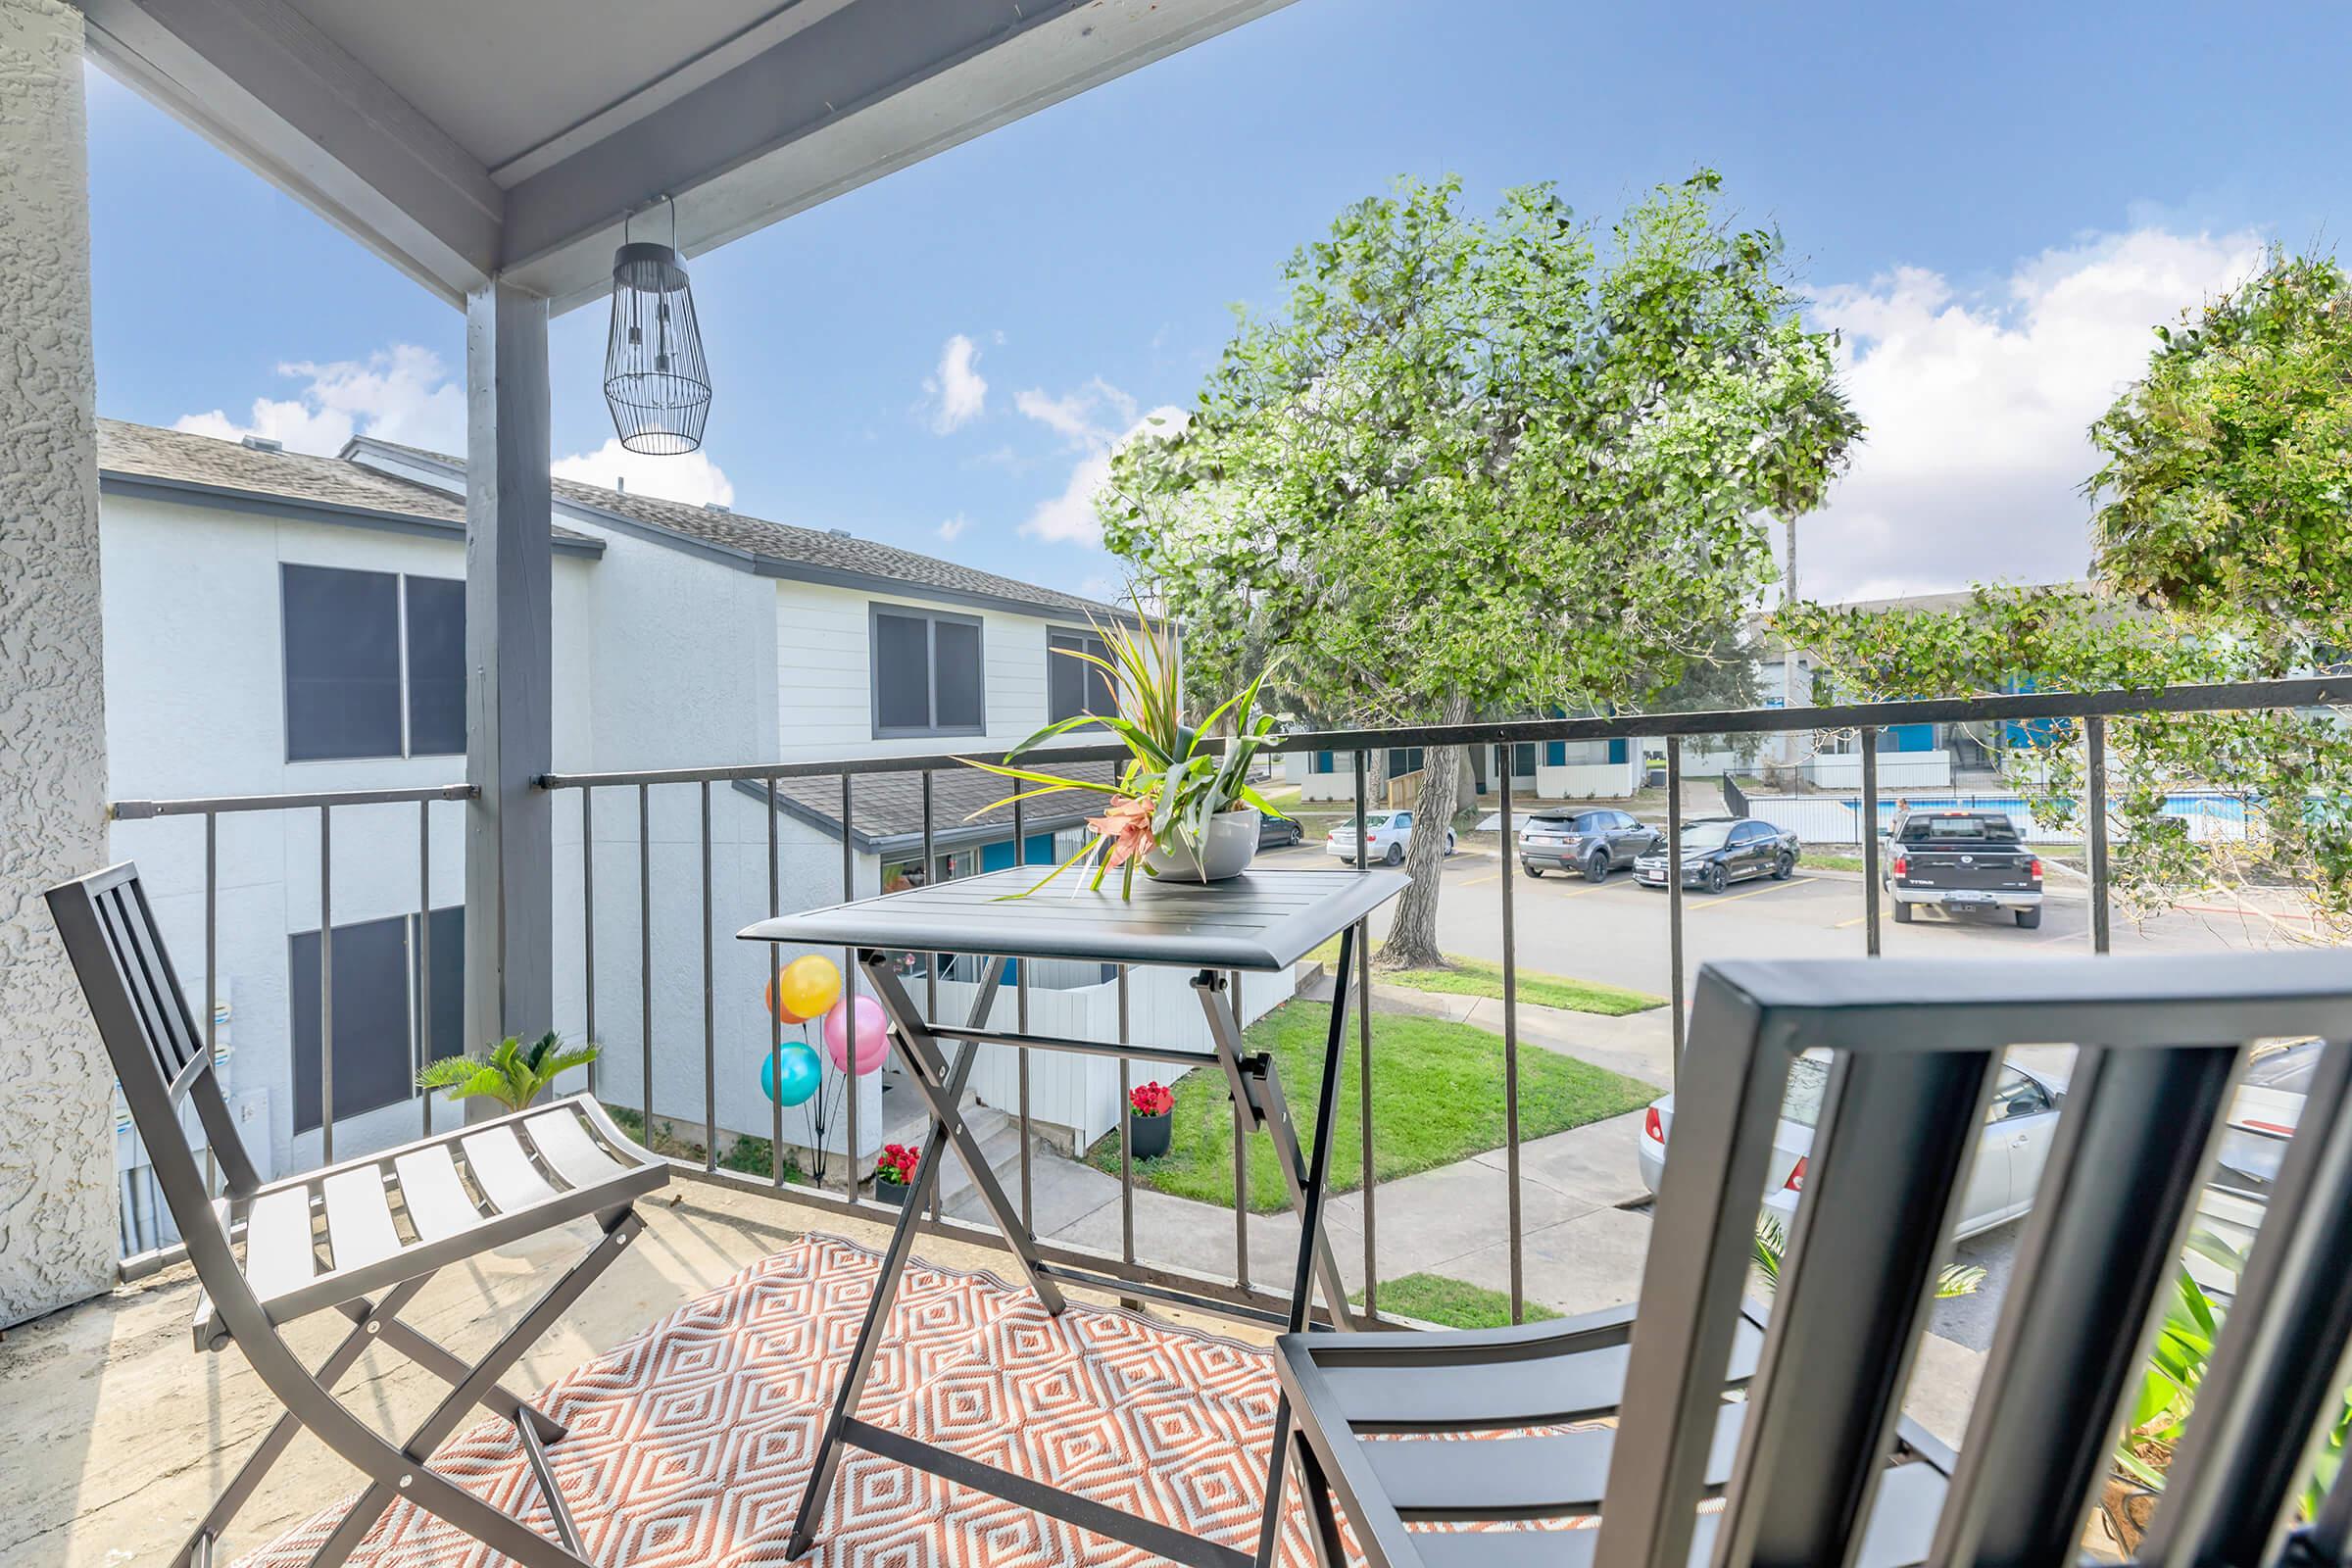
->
[
  {"left": 461, "top": 1124, "right": 563, "bottom": 1214},
  {"left": 96, "top": 885, "right": 193, "bottom": 1074},
  {"left": 1368, "top": 1405, "right": 1746, "bottom": 1522},
  {"left": 320, "top": 1166, "right": 404, "bottom": 1276},
  {"left": 242, "top": 1187, "right": 318, "bottom": 1303},
  {"left": 392, "top": 1145, "right": 486, "bottom": 1242},
  {"left": 521, "top": 1104, "right": 628, "bottom": 1193},
  {"left": 1321, "top": 1317, "right": 1765, "bottom": 1433}
]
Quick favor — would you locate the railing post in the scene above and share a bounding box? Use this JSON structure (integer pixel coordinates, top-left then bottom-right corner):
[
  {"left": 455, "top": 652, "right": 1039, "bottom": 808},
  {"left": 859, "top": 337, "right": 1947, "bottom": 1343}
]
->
[
  {"left": 418, "top": 801, "right": 433, "bottom": 1136},
  {"left": 700, "top": 780, "right": 715, "bottom": 1171},
  {"left": 204, "top": 810, "right": 219, "bottom": 1195},
  {"left": 1353, "top": 747, "right": 1374, "bottom": 1317},
  {"left": 1013, "top": 795, "right": 1033, "bottom": 1234},
  {"left": 580, "top": 787, "right": 595, "bottom": 1095},
  {"left": 318, "top": 804, "right": 333, "bottom": 1161},
  {"left": 1665, "top": 740, "right": 1686, "bottom": 1081},
  {"left": 841, "top": 773, "right": 858, "bottom": 1203},
  {"left": 1860, "top": 727, "right": 1883, "bottom": 956},
  {"left": 2085, "top": 714, "right": 2111, "bottom": 954},
  {"left": 638, "top": 784, "right": 653, "bottom": 1140},
  {"left": 1500, "top": 765, "right": 1523, "bottom": 1324},
  {"left": 768, "top": 776, "right": 784, "bottom": 1186}
]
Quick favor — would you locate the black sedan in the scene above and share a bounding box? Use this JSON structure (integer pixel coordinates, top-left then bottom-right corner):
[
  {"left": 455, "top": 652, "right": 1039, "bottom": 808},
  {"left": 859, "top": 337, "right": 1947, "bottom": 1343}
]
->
[{"left": 1632, "top": 815, "right": 1799, "bottom": 894}]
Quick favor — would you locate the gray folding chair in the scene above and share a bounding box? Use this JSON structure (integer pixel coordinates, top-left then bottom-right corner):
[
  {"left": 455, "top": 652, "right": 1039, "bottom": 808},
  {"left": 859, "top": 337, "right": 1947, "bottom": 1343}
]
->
[
  {"left": 48, "top": 862, "right": 669, "bottom": 1568},
  {"left": 1276, "top": 953, "right": 2352, "bottom": 1568}
]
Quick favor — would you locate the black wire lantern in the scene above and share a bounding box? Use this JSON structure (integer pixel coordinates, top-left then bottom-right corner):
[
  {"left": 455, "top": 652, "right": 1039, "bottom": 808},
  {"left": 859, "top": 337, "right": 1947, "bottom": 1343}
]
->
[{"left": 603, "top": 200, "right": 711, "bottom": 455}]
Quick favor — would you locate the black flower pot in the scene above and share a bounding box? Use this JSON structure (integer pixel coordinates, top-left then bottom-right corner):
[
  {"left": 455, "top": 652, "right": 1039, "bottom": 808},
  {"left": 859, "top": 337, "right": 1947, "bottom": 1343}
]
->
[
  {"left": 1129, "top": 1111, "right": 1172, "bottom": 1160},
  {"left": 875, "top": 1180, "right": 908, "bottom": 1206}
]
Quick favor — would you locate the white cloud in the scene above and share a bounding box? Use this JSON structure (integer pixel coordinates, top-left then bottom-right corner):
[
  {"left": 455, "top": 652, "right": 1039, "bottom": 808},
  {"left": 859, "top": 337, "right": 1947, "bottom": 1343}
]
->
[
  {"left": 1799, "top": 226, "right": 2266, "bottom": 602},
  {"left": 553, "top": 437, "right": 735, "bottom": 510},
  {"left": 920, "top": 333, "right": 989, "bottom": 433},
  {"left": 1014, "top": 376, "right": 1185, "bottom": 546},
  {"left": 936, "top": 513, "right": 969, "bottom": 542},
  {"left": 175, "top": 344, "right": 465, "bottom": 456}
]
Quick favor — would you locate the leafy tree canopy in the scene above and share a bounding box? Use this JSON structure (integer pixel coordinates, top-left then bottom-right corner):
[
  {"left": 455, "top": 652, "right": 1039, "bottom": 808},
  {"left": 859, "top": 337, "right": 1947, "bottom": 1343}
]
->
[
  {"left": 1100, "top": 172, "right": 1856, "bottom": 964},
  {"left": 1779, "top": 251, "right": 2352, "bottom": 936}
]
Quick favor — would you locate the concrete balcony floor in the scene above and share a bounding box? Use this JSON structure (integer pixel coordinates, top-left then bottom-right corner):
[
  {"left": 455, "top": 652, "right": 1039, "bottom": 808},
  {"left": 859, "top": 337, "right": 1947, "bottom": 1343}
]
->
[{"left": 0, "top": 1181, "right": 1264, "bottom": 1568}]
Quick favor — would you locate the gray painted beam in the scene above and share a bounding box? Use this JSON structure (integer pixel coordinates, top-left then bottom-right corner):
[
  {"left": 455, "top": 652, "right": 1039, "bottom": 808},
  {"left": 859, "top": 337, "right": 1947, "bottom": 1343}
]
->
[
  {"left": 79, "top": 0, "right": 499, "bottom": 304},
  {"left": 463, "top": 282, "right": 555, "bottom": 1079}
]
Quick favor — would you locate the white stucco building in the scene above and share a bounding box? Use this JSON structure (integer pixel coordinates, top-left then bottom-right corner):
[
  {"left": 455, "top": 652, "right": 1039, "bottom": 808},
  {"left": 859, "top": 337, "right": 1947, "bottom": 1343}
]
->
[{"left": 97, "top": 418, "right": 1277, "bottom": 1251}]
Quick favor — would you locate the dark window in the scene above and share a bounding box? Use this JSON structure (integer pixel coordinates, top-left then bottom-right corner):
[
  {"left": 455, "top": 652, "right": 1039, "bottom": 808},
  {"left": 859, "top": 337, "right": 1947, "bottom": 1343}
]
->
[
  {"left": 1048, "top": 629, "right": 1116, "bottom": 723},
  {"left": 871, "top": 606, "right": 986, "bottom": 737},
  {"left": 1387, "top": 747, "right": 1425, "bottom": 777},
  {"left": 1510, "top": 742, "right": 1538, "bottom": 776},
  {"left": 282, "top": 564, "right": 401, "bottom": 760},
  {"left": 1732, "top": 821, "right": 1770, "bottom": 843},
  {"left": 403, "top": 577, "right": 466, "bottom": 757},
  {"left": 290, "top": 906, "right": 464, "bottom": 1136}
]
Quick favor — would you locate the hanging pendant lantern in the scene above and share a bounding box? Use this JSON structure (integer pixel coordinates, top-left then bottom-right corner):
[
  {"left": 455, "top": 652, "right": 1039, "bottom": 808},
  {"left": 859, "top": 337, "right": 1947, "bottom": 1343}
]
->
[{"left": 603, "top": 200, "right": 711, "bottom": 455}]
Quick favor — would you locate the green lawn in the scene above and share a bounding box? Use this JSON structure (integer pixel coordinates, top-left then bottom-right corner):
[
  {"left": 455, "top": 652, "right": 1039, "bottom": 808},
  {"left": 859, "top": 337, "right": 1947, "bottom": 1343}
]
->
[
  {"left": 1083, "top": 999, "right": 1655, "bottom": 1213},
  {"left": 1353, "top": 1272, "right": 1562, "bottom": 1330},
  {"left": 1306, "top": 939, "right": 1663, "bottom": 1016}
]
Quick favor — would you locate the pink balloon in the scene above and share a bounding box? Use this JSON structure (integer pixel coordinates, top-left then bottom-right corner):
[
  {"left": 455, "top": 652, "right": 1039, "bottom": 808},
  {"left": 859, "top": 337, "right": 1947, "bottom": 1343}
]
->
[{"left": 823, "top": 995, "right": 891, "bottom": 1075}]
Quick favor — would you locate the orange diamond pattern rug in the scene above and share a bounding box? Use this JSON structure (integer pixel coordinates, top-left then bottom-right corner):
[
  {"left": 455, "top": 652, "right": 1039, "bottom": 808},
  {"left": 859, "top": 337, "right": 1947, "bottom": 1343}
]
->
[{"left": 235, "top": 1234, "right": 1349, "bottom": 1568}]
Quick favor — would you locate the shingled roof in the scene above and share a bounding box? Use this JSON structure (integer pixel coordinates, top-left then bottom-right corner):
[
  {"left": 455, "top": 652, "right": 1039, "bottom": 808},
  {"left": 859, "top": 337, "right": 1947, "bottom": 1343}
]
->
[
  {"left": 741, "top": 757, "right": 1120, "bottom": 855},
  {"left": 348, "top": 436, "right": 1125, "bottom": 622},
  {"left": 97, "top": 419, "right": 601, "bottom": 549}
]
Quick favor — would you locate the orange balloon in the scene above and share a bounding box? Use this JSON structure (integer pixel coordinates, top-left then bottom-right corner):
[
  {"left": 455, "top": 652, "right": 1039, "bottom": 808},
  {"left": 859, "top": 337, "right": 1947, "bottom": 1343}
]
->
[{"left": 764, "top": 973, "right": 810, "bottom": 1025}]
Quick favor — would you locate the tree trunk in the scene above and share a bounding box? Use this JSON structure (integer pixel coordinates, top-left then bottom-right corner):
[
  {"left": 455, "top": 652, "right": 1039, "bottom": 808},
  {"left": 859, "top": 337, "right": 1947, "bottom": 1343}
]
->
[
  {"left": 1378, "top": 692, "right": 1472, "bottom": 970},
  {"left": 1783, "top": 512, "right": 1803, "bottom": 710}
]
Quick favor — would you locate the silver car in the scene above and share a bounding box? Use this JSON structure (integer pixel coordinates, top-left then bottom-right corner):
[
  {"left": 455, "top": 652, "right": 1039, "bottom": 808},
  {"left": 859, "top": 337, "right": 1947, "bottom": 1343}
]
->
[{"left": 1635, "top": 1052, "right": 2062, "bottom": 1239}]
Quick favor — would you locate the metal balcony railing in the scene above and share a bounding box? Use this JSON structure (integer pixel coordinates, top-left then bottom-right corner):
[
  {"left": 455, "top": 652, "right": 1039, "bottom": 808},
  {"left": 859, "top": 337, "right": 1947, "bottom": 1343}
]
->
[{"left": 107, "top": 674, "right": 2346, "bottom": 1314}]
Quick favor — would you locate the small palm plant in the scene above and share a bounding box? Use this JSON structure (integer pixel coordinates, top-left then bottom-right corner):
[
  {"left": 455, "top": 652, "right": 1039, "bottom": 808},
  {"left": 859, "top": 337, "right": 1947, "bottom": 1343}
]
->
[
  {"left": 416, "top": 1031, "right": 599, "bottom": 1114},
  {"left": 1752, "top": 1214, "right": 1985, "bottom": 1299}
]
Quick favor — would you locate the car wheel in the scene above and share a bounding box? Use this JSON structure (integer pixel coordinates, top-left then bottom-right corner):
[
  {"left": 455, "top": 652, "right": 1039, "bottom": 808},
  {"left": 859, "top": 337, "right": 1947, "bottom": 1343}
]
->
[
  {"left": 1384, "top": 843, "right": 1404, "bottom": 866},
  {"left": 1893, "top": 900, "right": 1914, "bottom": 924},
  {"left": 2015, "top": 907, "right": 2042, "bottom": 929},
  {"left": 1446, "top": 833, "right": 1457, "bottom": 857},
  {"left": 1702, "top": 862, "right": 1728, "bottom": 895},
  {"left": 1772, "top": 851, "right": 1794, "bottom": 880},
  {"left": 1584, "top": 850, "right": 1610, "bottom": 883},
  {"left": 1522, "top": 862, "right": 1543, "bottom": 879}
]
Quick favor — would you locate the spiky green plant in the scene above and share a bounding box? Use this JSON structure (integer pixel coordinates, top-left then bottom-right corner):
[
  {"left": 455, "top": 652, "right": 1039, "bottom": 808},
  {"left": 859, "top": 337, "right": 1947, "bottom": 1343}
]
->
[
  {"left": 416, "top": 1031, "right": 599, "bottom": 1114},
  {"left": 958, "top": 593, "right": 1289, "bottom": 897},
  {"left": 1752, "top": 1214, "right": 1986, "bottom": 1299}
]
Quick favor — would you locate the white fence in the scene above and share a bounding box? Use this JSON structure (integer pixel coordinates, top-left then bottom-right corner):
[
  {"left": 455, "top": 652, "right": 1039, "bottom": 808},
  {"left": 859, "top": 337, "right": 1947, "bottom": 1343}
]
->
[
  {"left": 1803, "top": 750, "right": 1954, "bottom": 790},
  {"left": 1745, "top": 790, "right": 2257, "bottom": 847},
  {"left": 929, "top": 961, "right": 1298, "bottom": 1150}
]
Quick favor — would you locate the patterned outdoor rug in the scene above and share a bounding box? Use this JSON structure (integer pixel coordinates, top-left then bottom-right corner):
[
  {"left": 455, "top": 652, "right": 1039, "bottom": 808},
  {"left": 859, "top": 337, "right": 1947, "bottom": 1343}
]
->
[{"left": 236, "top": 1234, "right": 1345, "bottom": 1568}]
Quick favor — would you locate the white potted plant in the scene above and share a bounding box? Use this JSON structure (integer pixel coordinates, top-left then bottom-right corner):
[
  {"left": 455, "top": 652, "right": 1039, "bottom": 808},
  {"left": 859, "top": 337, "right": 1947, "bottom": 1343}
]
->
[{"left": 961, "top": 598, "right": 1287, "bottom": 896}]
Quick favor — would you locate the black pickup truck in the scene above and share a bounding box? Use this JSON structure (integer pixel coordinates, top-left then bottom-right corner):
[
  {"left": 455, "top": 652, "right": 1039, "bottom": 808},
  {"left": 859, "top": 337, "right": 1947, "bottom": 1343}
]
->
[{"left": 1885, "top": 809, "right": 2044, "bottom": 928}]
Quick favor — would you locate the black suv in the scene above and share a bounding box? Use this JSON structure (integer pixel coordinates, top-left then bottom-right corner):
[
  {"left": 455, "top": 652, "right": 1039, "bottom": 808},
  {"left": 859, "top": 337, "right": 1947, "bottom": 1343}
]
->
[
  {"left": 1519, "top": 808, "right": 1660, "bottom": 881},
  {"left": 1633, "top": 815, "right": 1800, "bottom": 893}
]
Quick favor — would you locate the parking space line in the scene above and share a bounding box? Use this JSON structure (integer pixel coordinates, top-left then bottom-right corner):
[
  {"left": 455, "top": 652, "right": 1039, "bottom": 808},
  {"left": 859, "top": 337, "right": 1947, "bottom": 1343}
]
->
[{"left": 1685, "top": 875, "right": 1817, "bottom": 912}]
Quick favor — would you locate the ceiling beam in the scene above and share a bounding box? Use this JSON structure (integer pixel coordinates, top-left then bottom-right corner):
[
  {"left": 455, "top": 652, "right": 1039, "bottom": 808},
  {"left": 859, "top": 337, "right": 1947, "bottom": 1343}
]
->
[
  {"left": 79, "top": 0, "right": 504, "bottom": 306},
  {"left": 499, "top": 0, "right": 1298, "bottom": 313}
]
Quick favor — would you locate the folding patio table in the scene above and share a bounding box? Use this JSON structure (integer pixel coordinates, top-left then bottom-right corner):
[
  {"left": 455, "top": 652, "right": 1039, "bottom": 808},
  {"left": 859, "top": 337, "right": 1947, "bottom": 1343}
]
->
[{"left": 739, "top": 862, "right": 1405, "bottom": 1568}]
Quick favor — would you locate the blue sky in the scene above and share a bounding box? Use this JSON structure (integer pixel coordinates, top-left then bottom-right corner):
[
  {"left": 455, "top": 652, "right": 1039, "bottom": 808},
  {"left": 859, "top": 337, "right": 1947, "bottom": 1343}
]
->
[{"left": 86, "top": 0, "right": 2352, "bottom": 603}]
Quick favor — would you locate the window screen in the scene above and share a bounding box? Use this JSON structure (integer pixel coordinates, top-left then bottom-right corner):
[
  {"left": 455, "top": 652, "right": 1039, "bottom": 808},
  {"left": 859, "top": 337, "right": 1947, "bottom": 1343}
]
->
[
  {"left": 871, "top": 607, "right": 986, "bottom": 736},
  {"left": 290, "top": 913, "right": 414, "bottom": 1134},
  {"left": 404, "top": 576, "right": 466, "bottom": 757},
  {"left": 873, "top": 612, "right": 932, "bottom": 731},
  {"left": 934, "top": 620, "right": 984, "bottom": 729},
  {"left": 1049, "top": 630, "right": 1116, "bottom": 722},
  {"left": 283, "top": 564, "right": 402, "bottom": 760}
]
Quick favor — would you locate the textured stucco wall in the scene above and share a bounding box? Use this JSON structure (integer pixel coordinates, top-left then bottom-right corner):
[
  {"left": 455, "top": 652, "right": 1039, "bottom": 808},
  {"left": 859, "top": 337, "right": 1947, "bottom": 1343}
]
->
[{"left": 0, "top": 0, "right": 115, "bottom": 1326}]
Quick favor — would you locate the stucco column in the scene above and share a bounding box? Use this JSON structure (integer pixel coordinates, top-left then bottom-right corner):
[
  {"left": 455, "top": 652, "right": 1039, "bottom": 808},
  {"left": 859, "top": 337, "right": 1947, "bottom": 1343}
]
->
[{"left": 0, "top": 0, "right": 117, "bottom": 1325}]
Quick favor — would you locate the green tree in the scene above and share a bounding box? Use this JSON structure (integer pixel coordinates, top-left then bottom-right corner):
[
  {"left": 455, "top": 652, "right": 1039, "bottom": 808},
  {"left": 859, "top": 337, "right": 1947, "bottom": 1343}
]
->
[
  {"left": 1102, "top": 172, "right": 1855, "bottom": 966},
  {"left": 1779, "top": 251, "right": 2352, "bottom": 937}
]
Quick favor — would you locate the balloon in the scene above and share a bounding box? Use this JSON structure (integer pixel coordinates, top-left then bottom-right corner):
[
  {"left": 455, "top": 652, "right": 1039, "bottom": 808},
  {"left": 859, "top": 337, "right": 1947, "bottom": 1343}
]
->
[
  {"left": 823, "top": 995, "right": 891, "bottom": 1075},
  {"left": 760, "top": 1043, "right": 823, "bottom": 1107},
  {"left": 769, "top": 955, "right": 841, "bottom": 1023}
]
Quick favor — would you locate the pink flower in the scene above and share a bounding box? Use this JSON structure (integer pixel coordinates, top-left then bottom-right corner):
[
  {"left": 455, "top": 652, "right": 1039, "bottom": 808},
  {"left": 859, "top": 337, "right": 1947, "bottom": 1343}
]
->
[{"left": 1088, "top": 794, "right": 1158, "bottom": 870}]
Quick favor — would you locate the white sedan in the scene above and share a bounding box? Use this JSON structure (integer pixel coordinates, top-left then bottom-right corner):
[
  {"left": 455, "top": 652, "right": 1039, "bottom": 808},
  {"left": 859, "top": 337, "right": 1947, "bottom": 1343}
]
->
[
  {"left": 1636, "top": 1052, "right": 2063, "bottom": 1241},
  {"left": 1325, "top": 809, "right": 1456, "bottom": 866}
]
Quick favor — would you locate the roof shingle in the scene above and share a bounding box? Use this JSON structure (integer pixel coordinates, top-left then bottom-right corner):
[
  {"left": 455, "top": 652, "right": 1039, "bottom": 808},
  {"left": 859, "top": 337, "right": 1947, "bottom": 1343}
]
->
[{"left": 96, "top": 419, "right": 601, "bottom": 546}]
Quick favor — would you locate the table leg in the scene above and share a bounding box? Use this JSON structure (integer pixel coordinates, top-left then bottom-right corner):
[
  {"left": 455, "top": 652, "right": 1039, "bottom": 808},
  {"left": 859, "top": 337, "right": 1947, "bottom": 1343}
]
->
[
  {"left": 1195, "top": 972, "right": 1357, "bottom": 1333},
  {"left": 786, "top": 956, "right": 1026, "bottom": 1558},
  {"left": 1252, "top": 924, "right": 1359, "bottom": 1568},
  {"left": 862, "top": 954, "right": 1066, "bottom": 1313}
]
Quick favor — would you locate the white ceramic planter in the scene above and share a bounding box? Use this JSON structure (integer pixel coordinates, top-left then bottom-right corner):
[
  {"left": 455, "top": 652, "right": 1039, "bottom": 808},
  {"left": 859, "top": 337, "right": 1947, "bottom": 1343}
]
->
[{"left": 1145, "top": 808, "right": 1260, "bottom": 883}]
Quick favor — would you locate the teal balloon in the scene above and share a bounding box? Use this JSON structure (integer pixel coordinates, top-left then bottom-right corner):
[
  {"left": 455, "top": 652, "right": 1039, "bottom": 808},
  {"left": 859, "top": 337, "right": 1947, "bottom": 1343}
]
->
[{"left": 761, "top": 1044, "right": 822, "bottom": 1107}]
